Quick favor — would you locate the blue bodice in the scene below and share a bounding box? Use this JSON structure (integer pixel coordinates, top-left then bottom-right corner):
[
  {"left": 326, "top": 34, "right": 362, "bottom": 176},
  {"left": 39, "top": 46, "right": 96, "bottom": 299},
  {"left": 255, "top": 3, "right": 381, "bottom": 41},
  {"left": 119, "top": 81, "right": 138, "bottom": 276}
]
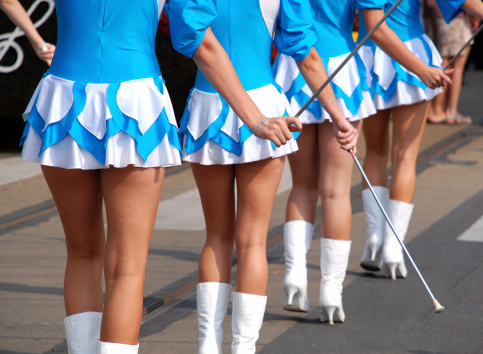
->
[
  {"left": 311, "top": 0, "right": 357, "bottom": 57},
  {"left": 192, "top": 0, "right": 316, "bottom": 94},
  {"left": 194, "top": 0, "right": 275, "bottom": 93},
  {"left": 357, "top": 0, "right": 464, "bottom": 44},
  {"left": 49, "top": 0, "right": 163, "bottom": 83}
]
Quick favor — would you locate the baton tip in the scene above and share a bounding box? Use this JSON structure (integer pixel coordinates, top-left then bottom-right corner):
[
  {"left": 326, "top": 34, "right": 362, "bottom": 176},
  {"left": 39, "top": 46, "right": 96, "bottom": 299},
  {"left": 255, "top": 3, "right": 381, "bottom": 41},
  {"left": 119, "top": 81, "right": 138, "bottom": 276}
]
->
[{"left": 433, "top": 300, "right": 445, "bottom": 313}]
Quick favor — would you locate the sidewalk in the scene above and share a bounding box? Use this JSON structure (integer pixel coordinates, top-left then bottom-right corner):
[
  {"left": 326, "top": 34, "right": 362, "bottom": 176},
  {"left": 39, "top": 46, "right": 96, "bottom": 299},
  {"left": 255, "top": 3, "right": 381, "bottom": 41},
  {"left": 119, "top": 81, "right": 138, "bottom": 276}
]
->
[{"left": 0, "top": 70, "right": 482, "bottom": 353}]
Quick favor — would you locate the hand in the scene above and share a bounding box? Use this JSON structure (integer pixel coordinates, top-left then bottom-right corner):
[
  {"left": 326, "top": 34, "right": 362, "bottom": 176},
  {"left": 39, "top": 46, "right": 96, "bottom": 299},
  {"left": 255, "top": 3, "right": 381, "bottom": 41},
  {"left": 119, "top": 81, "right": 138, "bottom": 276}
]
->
[
  {"left": 256, "top": 116, "right": 303, "bottom": 147},
  {"left": 417, "top": 65, "right": 453, "bottom": 89},
  {"left": 35, "top": 43, "right": 55, "bottom": 66},
  {"left": 332, "top": 117, "right": 359, "bottom": 155}
]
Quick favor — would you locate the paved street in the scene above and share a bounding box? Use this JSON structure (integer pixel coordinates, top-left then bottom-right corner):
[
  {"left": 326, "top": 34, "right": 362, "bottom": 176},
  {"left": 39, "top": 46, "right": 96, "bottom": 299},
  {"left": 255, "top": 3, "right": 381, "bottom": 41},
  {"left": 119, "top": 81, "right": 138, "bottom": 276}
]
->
[{"left": 1, "top": 70, "right": 482, "bottom": 353}]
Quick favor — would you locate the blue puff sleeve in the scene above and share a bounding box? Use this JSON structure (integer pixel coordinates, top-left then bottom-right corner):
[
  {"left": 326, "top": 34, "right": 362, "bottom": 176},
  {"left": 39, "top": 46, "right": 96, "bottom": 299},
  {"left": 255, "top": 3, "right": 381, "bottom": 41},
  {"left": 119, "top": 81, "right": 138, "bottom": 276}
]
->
[
  {"left": 355, "top": 0, "right": 388, "bottom": 10},
  {"left": 274, "top": 0, "right": 318, "bottom": 61},
  {"left": 435, "top": 0, "right": 465, "bottom": 23},
  {"left": 165, "top": 0, "right": 218, "bottom": 58}
]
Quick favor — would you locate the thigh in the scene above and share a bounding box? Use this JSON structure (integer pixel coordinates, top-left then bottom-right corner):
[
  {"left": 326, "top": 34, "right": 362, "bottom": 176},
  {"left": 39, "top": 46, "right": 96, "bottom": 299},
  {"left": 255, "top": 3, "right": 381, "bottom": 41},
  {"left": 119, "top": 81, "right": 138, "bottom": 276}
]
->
[
  {"left": 101, "top": 166, "right": 165, "bottom": 271},
  {"left": 41, "top": 166, "right": 105, "bottom": 255},
  {"left": 235, "top": 157, "right": 285, "bottom": 243},
  {"left": 362, "top": 110, "right": 391, "bottom": 154},
  {"left": 391, "top": 101, "right": 428, "bottom": 162},
  {"left": 287, "top": 124, "right": 319, "bottom": 187},
  {"left": 191, "top": 163, "right": 236, "bottom": 236},
  {"left": 318, "top": 121, "right": 361, "bottom": 195}
]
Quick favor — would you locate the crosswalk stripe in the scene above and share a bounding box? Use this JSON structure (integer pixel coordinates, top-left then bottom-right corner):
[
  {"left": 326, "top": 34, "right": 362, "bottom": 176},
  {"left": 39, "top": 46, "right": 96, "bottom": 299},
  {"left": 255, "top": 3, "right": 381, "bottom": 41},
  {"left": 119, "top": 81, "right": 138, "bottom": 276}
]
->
[{"left": 457, "top": 215, "right": 483, "bottom": 243}]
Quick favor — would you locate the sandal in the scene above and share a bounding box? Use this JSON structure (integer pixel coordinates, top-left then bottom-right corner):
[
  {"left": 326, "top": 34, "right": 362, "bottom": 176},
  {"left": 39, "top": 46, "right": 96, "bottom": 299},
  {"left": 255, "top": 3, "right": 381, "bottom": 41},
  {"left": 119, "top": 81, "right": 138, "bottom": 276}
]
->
[{"left": 445, "top": 114, "right": 473, "bottom": 125}]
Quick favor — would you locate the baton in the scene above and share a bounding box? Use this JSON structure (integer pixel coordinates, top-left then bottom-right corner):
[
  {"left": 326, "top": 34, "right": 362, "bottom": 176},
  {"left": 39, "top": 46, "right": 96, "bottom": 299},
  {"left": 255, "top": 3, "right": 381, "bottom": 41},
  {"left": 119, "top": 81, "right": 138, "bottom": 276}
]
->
[{"left": 295, "top": 0, "right": 405, "bottom": 118}]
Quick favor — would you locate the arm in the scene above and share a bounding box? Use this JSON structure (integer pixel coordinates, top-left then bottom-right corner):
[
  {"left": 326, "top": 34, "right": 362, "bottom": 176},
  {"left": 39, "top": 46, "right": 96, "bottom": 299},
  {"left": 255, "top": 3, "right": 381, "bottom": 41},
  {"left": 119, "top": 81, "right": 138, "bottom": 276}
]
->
[
  {"left": 461, "top": 0, "right": 483, "bottom": 19},
  {"left": 0, "top": 0, "right": 55, "bottom": 65},
  {"left": 193, "top": 28, "right": 302, "bottom": 147},
  {"left": 362, "top": 9, "right": 452, "bottom": 88},
  {"left": 295, "top": 47, "right": 359, "bottom": 154}
]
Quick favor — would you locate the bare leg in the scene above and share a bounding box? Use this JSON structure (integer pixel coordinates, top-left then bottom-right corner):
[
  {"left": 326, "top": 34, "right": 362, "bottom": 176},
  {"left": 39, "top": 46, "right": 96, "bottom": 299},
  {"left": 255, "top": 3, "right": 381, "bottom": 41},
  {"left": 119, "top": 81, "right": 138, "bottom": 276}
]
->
[
  {"left": 362, "top": 110, "right": 391, "bottom": 188},
  {"left": 100, "top": 166, "right": 165, "bottom": 344},
  {"left": 41, "top": 166, "right": 105, "bottom": 316},
  {"left": 235, "top": 157, "right": 285, "bottom": 295},
  {"left": 390, "top": 101, "right": 428, "bottom": 202},
  {"left": 191, "top": 164, "right": 236, "bottom": 284},
  {"left": 429, "top": 57, "right": 450, "bottom": 123},
  {"left": 445, "top": 48, "right": 471, "bottom": 120},
  {"left": 285, "top": 124, "right": 319, "bottom": 223},
  {"left": 318, "top": 120, "right": 361, "bottom": 241}
]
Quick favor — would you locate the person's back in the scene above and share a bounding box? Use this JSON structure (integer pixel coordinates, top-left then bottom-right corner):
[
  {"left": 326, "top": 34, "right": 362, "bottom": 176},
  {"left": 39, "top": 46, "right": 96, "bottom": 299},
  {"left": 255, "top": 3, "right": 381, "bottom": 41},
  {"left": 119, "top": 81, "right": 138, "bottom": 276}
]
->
[
  {"left": 311, "top": 0, "right": 357, "bottom": 56},
  {"left": 50, "top": 0, "right": 163, "bottom": 83},
  {"left": 193, "top": 0, "right": 277, "bottom": 93}
]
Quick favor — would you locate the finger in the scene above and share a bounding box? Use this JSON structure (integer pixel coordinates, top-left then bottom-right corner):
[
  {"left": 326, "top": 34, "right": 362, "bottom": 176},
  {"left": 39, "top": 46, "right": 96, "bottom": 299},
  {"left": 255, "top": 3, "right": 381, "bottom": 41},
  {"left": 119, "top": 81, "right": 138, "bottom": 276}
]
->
[
  {"left": 280, "top": 122, "right": 293, "bottom": 140},
  {"left": 285, "top": 116, "right": 303, "bottom": 131},
  {"left": 337, "top": 128, "right": 356, "bottom": 141},
  {"left": 260, "top": 127, "right": 282, "bottom": 147},
  {"left": 442, "top": 71, "right": 453, "bottom": 85},
  {"left": 274, "top": 128, "right": 288, "bottom": 145}
]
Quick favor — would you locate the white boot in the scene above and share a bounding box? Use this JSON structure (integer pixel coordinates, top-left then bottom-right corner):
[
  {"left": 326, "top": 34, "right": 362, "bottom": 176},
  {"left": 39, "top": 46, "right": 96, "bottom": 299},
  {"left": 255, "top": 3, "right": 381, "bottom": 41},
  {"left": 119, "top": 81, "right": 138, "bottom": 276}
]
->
[
  {"left": 231, "top": 292, "right": 267, "bottom": 354},
  {"left": 64, "top": 311, "right": 102, "bottom": 353},
  {"left": 96, "top": 340, "right": 139, "bottom": 353},
  {"left": 360, "top": 187, "right": 389, "bottom": 271},
  {"left": 319, "top": 238, "right": 351, "bottom": 325},
  {"left": 382, "top": 200, "right": 414, "bottom": 280},
  {"left": 283, "top": 221, "right": 314, "bottom": 312},
  {"left": 197, "top": 282, "right": 232, "bottom": 354}
]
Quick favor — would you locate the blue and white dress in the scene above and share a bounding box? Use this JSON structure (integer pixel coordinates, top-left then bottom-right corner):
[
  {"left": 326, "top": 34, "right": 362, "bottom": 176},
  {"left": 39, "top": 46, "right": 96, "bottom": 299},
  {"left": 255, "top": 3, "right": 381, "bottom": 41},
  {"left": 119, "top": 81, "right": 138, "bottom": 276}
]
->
[
  {"left": 21, "top": 0, "right": 213, "bottom": 170},
  {"left": 176, "top": 0, "right": 317, "bottom": 165},
  {"left": 274, "top": 1, "right": 376, "bottom": 124},
  {"left": 356, "top": 0, "right": 464, "bottom": 110}
]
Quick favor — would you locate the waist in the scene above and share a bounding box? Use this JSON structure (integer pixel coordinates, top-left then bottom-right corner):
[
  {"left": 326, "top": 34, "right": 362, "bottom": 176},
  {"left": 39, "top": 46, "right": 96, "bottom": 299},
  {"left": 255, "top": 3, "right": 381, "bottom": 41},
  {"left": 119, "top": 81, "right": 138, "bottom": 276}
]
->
[
  {"left": 194, "top": 64, "right": 275, "bottom": 93},
  {"left": 49, "top": 41, "right": 161, "bottom": 83},
  {"left": 315, "top": 33, "right": 355, "bottom": 57}
]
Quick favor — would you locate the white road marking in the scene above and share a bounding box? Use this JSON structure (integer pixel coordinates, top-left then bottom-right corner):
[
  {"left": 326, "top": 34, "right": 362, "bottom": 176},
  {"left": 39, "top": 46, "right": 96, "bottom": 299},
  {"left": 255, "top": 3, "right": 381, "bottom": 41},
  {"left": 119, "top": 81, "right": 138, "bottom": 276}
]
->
[
  {"left": 0, "top": 156, "right": 41, "bottom": 187},
  {"left": 457, "top": 214, "right": 483, "bottom": 243}
]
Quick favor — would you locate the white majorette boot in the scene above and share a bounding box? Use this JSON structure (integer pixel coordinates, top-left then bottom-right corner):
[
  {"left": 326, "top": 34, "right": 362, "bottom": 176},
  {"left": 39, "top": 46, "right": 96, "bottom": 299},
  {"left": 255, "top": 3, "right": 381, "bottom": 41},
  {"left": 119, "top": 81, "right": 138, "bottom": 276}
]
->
[
  {"left": 231, "top": 292, "right": 267, "bottom": 354},
  {"left": 96, "top": 340, "right": 139, "bottom": 353},
  {"left": 197, "top": 282, "right": 232, "bottom": 354},
  {"left": 360, "top": 186, "right": 389, "bottom": 271},
  {"left": 319, "top": 238, "right": 351, "bottom": 325},
  {"left": 382, "top": 200, "right": 414, "bottom": 280},
  {"left": 64, "top": 311, "right": 102, "bottom": 354},
  {"left": 283, "top": 220, "right": 314, "bottom": 312}
]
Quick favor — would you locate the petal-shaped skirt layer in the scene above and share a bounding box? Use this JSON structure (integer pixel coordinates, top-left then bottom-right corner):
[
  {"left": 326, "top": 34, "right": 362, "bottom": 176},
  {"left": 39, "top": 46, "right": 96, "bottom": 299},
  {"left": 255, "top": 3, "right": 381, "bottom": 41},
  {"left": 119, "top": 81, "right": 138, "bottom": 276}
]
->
[
  {"left": 21, "top": 74, "right": 181, "bottom": 169},
  {"left": 358, "top": 34, "right": 443, "bottom": 110},
  {"left": 274, "top": 53, "right": 376, "bottom": 124},
  {"left": 179, "top": 84, "right": 298, "bottom": 165}
]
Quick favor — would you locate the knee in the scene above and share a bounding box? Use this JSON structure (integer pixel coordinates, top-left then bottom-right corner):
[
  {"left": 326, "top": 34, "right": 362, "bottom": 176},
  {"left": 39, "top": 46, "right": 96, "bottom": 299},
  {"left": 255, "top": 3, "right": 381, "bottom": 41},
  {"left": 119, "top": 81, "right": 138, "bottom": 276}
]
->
[
  {"left": 319, "top": 187, "right": 349, "bottom": 205},
  {"left": 391, "top": 149, "right": 416, "bottom": 169},
  {"left": 104, "top": 260, "right": 146, "bottom": 284},
  {"left": 366, "top": 142, "right": 389, "bottom": 158},
  {"left": 235, "top": 236, "right": 266, "bottom": 255},
  {"left": 66, "top": 242, "right": 104, "bottom": 264},
  {"left": 291, "top": 174, "right": 319, "bottom": 198}
]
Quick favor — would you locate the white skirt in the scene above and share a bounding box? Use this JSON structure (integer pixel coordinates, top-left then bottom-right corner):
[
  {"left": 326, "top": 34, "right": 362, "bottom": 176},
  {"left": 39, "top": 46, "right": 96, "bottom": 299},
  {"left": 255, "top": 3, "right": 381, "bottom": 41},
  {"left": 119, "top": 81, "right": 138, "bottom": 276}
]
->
[
  {"left": 179, "top": 84, "right": 298, "bottom": 165},
  {"left": 358, "top": 34, "right": 443, "bottom": 110},
  {"left": 21, "top": 74, "right": 182, "bottom": 169},
  {"left": 273, "top": 53, "right": 376, "bottom": 124}
]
